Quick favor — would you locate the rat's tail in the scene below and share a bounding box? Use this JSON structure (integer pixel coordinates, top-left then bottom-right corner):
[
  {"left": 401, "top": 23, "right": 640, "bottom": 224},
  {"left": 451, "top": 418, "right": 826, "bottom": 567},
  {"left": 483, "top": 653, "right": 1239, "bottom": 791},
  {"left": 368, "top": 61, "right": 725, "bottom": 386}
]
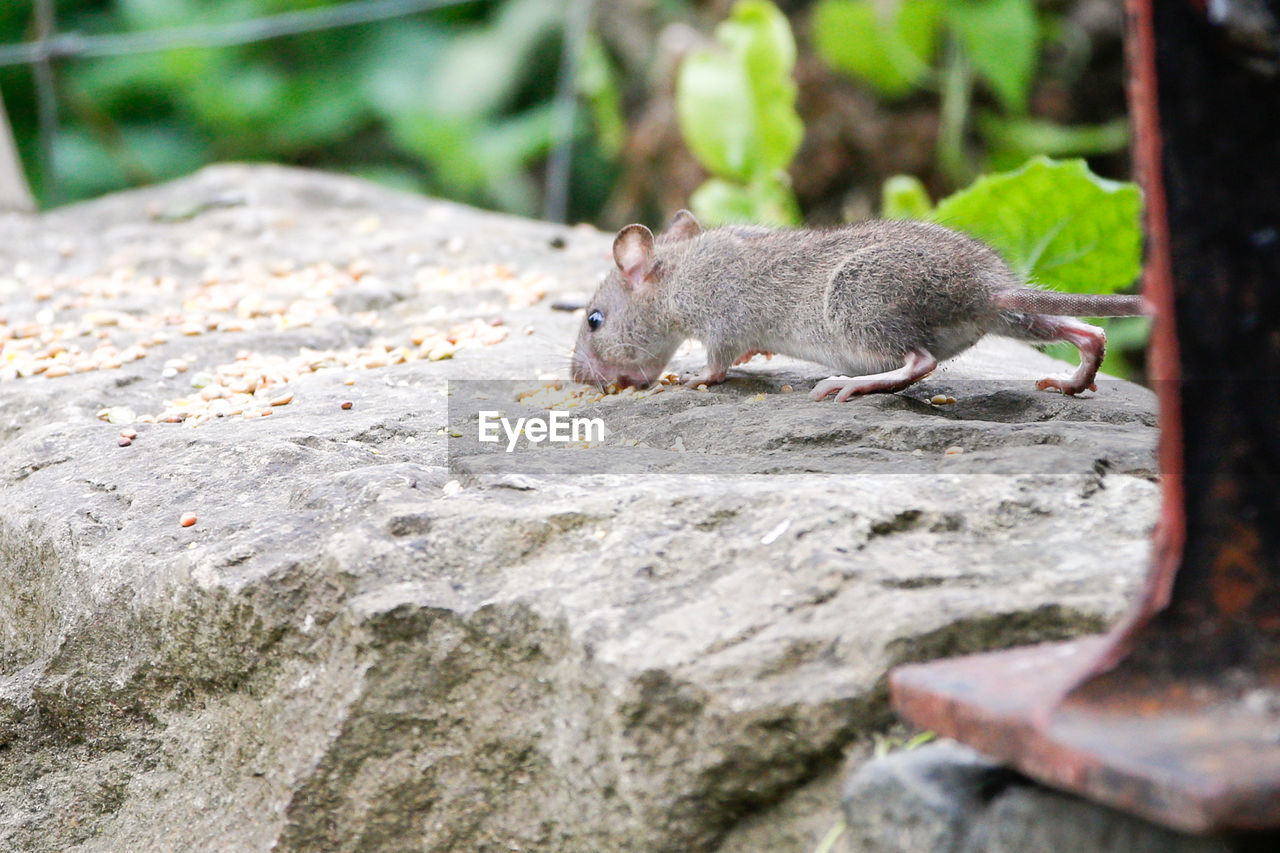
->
[{"left": 993, "top": 289, "right": 1148, "bottom": 317}]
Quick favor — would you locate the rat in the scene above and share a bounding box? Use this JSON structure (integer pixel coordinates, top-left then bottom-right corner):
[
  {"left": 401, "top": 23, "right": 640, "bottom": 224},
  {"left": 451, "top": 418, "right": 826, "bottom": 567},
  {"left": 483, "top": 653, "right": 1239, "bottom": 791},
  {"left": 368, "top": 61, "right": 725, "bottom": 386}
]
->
[{"left": 569, "top": 210, "right": 1146, "bottom": 401}]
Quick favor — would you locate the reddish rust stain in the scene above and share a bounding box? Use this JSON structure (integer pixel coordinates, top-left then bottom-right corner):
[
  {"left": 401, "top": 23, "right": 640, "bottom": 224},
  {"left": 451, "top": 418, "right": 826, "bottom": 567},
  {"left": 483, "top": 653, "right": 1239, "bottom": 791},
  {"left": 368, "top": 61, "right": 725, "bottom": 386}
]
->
[{"left": 1210, "top": 521, "right": 1263, "bottom": 616}]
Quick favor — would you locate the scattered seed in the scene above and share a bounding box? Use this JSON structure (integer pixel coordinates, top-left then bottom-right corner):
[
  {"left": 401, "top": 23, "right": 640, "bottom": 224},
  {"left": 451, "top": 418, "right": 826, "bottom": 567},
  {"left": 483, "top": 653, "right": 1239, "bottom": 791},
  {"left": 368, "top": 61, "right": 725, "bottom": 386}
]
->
[
  {"left": 944, "top": 446, "right": 965, "bottom": 456},
  {"left": 120, "top": 428, "right": 138, "bottom": 439},
  {"left": 269, "top": 392, "right": 293, "bottom": 406},
  {"left": 117, "top": 437, "right": 132, "bottom": 447},
  {"left": 340, "top": 401, "right": 353, "bottom": 410},
  {"left": 781, "top": 385, "right": 794, "bottom": 393},
  {"left": 179, "top": 513, "right": 197, "bottom": 527},
  {"left": 98, "top": 406, "right": 136, "bottom": 425}
]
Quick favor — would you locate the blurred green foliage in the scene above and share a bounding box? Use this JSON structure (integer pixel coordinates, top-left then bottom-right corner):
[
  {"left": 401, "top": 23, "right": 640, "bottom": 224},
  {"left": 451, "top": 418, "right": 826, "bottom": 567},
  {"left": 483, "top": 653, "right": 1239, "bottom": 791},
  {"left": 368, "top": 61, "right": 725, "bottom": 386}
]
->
[
  {"left": 812, "top": 0, "right": 1128, "bottom": 186},
  {"left": 675, "top": 0, "right": 801, "bottom": 226},
  {"left": 927, "top": 157, "right": 1141, "bottom": 294},
  {"left": 0, "top": 0, "right": 625, "bottom": 218}
]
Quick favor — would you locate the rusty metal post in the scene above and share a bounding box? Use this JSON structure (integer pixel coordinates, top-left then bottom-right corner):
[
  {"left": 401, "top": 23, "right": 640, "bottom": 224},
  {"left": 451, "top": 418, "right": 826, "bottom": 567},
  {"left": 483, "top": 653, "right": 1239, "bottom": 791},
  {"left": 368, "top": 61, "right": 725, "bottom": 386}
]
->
[{"left": 890, "top": 0, "right": 1280, "bottom": 835}]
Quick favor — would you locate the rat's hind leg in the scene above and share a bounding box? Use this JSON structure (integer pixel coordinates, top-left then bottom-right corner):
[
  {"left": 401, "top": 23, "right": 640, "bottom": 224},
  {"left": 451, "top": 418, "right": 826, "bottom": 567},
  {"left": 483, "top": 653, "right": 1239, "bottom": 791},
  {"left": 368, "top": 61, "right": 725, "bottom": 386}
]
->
[
  {"left": 810, "top": 347, "right": 937, "bottom": 401},
  {"left": 997, "top": 313, "right": 1105, "bottom": 395}
]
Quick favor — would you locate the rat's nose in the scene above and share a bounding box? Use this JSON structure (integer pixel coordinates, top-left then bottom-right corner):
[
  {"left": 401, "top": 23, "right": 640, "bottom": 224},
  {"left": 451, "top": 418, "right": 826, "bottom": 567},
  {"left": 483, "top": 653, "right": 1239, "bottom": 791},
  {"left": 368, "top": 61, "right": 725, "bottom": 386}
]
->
[{"left": 615, "top": 374, "right": 651, "bottom": 390}]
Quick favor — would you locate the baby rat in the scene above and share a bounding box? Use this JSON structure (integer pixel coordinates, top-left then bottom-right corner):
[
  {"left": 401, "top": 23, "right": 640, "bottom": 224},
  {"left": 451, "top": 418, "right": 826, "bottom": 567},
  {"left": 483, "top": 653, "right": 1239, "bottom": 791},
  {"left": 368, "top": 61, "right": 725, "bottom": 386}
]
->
[{"left": 570, "top": 211, "right": 1145, "bottom": 400}]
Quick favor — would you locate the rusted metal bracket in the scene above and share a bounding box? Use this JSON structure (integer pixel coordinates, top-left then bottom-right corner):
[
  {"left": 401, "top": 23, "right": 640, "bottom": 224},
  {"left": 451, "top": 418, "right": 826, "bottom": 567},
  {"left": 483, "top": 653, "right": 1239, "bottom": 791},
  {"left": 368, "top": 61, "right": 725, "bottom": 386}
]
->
[{"left": 890, "top": 0, "right": 1280, "bottom": 835}]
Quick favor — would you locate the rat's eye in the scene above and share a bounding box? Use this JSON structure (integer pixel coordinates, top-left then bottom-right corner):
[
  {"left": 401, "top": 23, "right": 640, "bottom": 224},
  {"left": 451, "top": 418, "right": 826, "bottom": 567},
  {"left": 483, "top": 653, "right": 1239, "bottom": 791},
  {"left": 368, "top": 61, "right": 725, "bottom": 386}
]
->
[{"left": 587, "top": 310, "right": 604, "bottom": 331}]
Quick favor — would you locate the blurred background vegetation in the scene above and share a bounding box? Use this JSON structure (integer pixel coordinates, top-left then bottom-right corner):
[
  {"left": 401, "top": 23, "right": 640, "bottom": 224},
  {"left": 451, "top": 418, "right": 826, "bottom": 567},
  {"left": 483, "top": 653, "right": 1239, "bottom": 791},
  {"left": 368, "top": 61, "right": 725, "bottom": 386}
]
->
[{"left": 1, "top": 0, "right": 1129, "bottom": 227}]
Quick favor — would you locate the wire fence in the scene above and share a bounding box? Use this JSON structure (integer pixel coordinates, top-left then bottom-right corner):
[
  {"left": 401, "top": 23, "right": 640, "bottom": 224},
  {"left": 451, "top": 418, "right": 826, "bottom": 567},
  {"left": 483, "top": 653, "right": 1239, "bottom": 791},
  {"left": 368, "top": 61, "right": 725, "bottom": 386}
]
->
[{"left": 0, "top": 0, "right": 591, "bottom": 218}]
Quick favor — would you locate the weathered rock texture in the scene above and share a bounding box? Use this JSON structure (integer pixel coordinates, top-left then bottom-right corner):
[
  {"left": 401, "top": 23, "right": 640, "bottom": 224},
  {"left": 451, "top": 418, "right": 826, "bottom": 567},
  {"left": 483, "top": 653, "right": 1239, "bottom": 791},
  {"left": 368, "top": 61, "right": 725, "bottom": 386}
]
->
[
  {"left": 842, "top": 742, "right": 1241, "bottom": 853},
  {"left": 0, "top": 166, "right": 1160, "bottom": 851}
]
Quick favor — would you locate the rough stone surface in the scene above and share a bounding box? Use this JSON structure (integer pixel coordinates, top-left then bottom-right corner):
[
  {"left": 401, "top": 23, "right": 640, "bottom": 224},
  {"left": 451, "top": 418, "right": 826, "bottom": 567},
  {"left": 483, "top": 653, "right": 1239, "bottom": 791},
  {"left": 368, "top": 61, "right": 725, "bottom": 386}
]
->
[
  {"left": 841, "top": 741, "right": 1014, "bottom": 852},
  {"left": 0, "top": 166, "right": 1161, "bottom": 851},
  {"left": 842, "top": 742, "right": 1240, "bottom": 853}
]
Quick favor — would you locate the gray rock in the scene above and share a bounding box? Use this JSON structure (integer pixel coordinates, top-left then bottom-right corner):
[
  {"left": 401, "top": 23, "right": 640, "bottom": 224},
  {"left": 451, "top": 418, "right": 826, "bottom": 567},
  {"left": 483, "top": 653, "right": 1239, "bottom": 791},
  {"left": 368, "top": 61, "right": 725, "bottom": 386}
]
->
[
  {"left": 842, "top": 741, "right": 1014, "bottom": 852},
  {"left": 0, "top": 165, "right": 1160, "bottom": 851},
  {"left": 963, "top": 783, "right": 1232, "bottom": 853},
  {"left": 843, "top": 742, "right": 1244, "bottom": 853}
]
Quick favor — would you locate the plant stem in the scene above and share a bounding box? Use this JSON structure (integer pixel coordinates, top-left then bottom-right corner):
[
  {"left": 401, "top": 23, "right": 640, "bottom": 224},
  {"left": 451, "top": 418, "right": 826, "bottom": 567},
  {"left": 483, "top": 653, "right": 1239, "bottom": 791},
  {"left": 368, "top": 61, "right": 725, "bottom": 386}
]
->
[{"left": 936, "top": 36, "right": 972, "bottom": 189}]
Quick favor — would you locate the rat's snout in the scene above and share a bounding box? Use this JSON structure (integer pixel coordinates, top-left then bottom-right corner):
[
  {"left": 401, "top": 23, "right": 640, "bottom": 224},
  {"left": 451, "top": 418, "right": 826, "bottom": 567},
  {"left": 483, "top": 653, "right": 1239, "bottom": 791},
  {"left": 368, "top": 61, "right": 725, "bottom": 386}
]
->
[
  {"left": 570, "top": 346, "right": 654, "bottom": 390},
  {"left": 613, "top": 374, "right": 651, "bottom": 390}
]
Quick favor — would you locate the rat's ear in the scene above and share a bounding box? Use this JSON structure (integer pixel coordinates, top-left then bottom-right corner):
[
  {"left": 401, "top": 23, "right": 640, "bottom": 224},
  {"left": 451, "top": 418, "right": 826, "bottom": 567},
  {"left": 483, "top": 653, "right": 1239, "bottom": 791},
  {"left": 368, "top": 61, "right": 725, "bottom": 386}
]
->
[
  {"left": 665, "top": 209, "right": 703, "bottom": 242},
  {"left": 613, "top": 224, "right": 656, "bottom": 290}
]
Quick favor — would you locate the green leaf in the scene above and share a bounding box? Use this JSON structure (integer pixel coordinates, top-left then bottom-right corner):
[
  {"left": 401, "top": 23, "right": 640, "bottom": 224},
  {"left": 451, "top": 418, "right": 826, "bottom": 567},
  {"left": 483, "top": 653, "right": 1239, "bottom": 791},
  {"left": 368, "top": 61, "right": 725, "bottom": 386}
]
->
[
  {"left": 676, "top": 0, "right": 802, "bottom": 183},
  {"left": 812, "top": 0, "right": 942, "bottom": 98},
  {"left": 942, "top": 0, "right": 1037, "bottom": 113},
  {"left": 717, "top": 0, "right": 797, "bottom": 80},
  {"left": 881, "top": 174, "right": 933, "bottom": 218},
  {"left": 977, "top": 114, "right": 1130, "bottom": 171},
  {"left": 931, "top": 157, "right": 1142, "bottom": 293},
  {"left": 690, "top": 176, "right": 800, "bottom": 226}
]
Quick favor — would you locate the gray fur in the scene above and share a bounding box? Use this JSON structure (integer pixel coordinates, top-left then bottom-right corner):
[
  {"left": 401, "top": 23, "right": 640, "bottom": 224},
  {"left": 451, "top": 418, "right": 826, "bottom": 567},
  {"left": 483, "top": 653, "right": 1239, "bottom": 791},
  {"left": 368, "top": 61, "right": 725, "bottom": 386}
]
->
[{"left": 569, "top": 213, "right": 1144, "bottom": 397}]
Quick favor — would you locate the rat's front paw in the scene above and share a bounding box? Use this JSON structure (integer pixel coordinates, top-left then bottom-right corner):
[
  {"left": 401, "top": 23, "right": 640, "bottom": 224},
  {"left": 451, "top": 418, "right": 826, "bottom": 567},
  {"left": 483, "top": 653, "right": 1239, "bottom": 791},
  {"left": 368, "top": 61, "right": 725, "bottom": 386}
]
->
[{"left": 682, "top": 367, "right": 728, "bottom": 388}]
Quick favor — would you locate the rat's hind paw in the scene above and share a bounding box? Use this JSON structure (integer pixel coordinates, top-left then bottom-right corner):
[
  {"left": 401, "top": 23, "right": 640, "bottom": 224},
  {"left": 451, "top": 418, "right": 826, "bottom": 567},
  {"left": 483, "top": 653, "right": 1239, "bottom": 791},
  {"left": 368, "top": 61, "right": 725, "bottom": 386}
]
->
[
  {"left": 810, "top": 376, "right": 878, "bottom": 401},
  {"left": 1036, "top": 377, "right": 1098, "bottom": 396},
  {"left": 810, "top": 348, "right": 938, "bottom": 401}
]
